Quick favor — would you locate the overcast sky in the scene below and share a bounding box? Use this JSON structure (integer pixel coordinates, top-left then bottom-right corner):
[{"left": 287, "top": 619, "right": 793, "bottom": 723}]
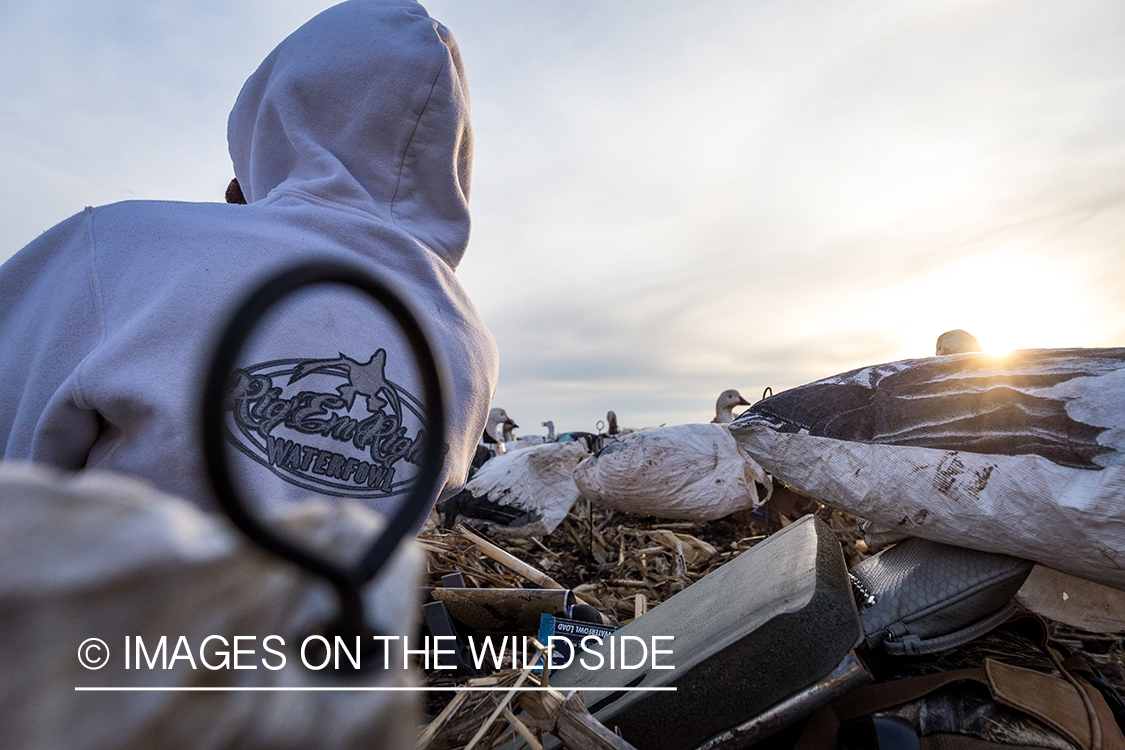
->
[{"left": 2, "top": 0, "right": 1123, "bottom": 434}]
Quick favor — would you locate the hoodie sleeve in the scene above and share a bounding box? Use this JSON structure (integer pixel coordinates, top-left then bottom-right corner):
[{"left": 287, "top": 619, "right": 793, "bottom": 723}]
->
[{"left": 0, "top": 209, "right": 104, "bottom": 469}]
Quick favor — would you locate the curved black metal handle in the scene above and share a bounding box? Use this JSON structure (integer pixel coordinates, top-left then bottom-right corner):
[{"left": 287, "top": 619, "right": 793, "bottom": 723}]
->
[{"left": 201, "top": 260, "right": 446, "bottom": 652}]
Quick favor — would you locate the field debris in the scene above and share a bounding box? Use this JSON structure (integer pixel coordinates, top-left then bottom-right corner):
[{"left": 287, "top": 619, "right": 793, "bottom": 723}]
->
[
  {"left": 414, "top": 484, "right": 1123, "bottom": 749},
  {"left": 413, "top": 490, "right": 867, "bottom": 749}
]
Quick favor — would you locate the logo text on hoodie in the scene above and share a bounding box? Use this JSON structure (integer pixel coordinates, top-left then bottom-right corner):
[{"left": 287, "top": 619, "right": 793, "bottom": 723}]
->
[{"left": 223, "top": 349, "right": 426, "bottom": 498}]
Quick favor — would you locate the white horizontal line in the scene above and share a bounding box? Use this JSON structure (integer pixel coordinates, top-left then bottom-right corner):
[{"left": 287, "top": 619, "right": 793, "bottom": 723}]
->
[{"left": 74, "top": 686, "right": 676, "bottom": 693}]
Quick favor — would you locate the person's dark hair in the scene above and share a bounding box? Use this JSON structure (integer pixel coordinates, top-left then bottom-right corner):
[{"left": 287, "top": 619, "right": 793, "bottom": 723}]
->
[{"left": 225, "top": 177, "right": 246, "bottom": 204}]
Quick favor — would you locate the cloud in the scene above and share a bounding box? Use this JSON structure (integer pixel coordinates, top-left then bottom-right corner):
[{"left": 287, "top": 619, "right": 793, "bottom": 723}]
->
[
  {"left": 3, "top": 0, "right": 1124, "bottom": 433},
  {"left": 436, "top": 0, "right": 1125, "bottom": 429}
]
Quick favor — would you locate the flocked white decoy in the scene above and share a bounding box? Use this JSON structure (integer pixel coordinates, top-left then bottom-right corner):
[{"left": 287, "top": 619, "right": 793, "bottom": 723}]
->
[
  {"left": 573, "top": 393, "right": 770, "bottom": 520},
  {"left": 935, "top": 329, "right": 983, "bottom": 356},
  {"left": 573, "top": 422, "right": 771, "bottom": 521},
  {"left": 481, "top": 407, "right": 517, "bottom": 456},
  {"left": 440, "top": 441, "right": 592, "bottom": 538},
  {"left": 711, "top": 389, "right": 751, "bottom": 424},
  {"left": 509, "top": 420, "right": 555, "bottom": 448},
  {"left": 602, "top": 411, "right": 640, "bottom": 436},
  {"left": 499, "top": 412, "right": 549, "bottom": 454}
]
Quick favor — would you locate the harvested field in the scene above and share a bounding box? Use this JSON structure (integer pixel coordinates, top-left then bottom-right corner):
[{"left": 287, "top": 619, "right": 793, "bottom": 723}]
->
[{"left": 414, "top": 493, "right": 1124, "bottom": 749}]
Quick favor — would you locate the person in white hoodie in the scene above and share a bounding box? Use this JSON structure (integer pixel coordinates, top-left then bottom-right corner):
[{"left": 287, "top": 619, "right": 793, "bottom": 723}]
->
[{"left": 0, "top": 0, "right": 498, "bottom": 521}]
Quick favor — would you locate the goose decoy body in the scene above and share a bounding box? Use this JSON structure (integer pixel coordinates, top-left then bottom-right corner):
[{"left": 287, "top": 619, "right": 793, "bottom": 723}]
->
[
  {"left": 507, "top": 421, "right": 555, "bottom": 449},
  {"left": 573, "top": 422, "right": 771, "bottom": 521},
  {"left": 572, "top": 396, "right": 769, "bottom": 521},
  {"left": 730, "top": 347, "right": 1125, "bottom": 590},
  {"left": 439, "top": 441, "right": 591, "bottom": 538},
  {"left": 556, "top": 431, "right": 600, "bottom": 453},
  {"left": 935, "top": 329, "right": 983, "bottom": 356},
  {"left": 733, "top": 348, "right": 1125, "bottom": 469}
]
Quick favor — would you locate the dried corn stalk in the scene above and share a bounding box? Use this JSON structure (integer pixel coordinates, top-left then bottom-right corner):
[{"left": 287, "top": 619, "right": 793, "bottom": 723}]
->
[{"left": 414, "top": 495, "right": 870, "bottom": 748}]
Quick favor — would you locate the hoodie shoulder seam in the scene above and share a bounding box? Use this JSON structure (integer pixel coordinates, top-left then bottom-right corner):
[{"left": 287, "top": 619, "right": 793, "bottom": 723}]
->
[{"left": 73, "top": 207, "right": 107, "bottom": 411}]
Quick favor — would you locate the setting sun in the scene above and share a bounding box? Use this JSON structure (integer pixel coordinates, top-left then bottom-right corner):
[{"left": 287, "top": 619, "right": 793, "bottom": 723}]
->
[{"left": 886, "top": 248, "right": 1098, "bottom": 357}]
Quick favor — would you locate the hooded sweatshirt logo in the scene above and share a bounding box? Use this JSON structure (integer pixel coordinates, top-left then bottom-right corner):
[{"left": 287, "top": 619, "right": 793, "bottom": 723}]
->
[{"left": 224, "top": 348, "right": 425, "bottom": 498}]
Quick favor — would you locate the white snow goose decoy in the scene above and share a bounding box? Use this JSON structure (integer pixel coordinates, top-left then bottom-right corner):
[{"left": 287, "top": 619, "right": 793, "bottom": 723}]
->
[
  {"left": 711, "top": 389, "right": 751, "bottom": 424},
  {"left": 507, "top": 420, "right": 556, "bottom": 450},
  {"left": 573, "top": 418, "right": 771, "bottom": 521},
  {"left": 472, "top": 407, "right": 517, "bottom": 470},
  {"left": 440, "top": 441, "right": 592, "bottom": 538},
  {"left": 481, "top": 407, "right": 516, "bottom": 454},
  {"left": 935, "top": 328, "right": 983, "bottom": 356}
]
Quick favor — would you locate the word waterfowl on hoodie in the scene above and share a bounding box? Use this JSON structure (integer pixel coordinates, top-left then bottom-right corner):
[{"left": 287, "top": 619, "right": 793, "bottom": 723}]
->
[
  {"left": 264, "top": 436, "right": 398, "bottom": 492},
  {"left": 225, "top": 349, "right": 427, "bottom": 499}
]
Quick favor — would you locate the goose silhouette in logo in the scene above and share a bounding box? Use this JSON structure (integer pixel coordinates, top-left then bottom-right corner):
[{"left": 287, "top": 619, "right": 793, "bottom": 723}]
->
[
  {"left": 224, "top": 348, "right": 425, "bottom": 500},
  {"left": 287, "top": 349, "right": 402, "bottom": 418}
]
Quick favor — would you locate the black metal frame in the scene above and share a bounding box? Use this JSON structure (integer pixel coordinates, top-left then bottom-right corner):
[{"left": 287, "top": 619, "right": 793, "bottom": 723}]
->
[{"left": 201, "top": 261, "right": 446, "bottom": 661}]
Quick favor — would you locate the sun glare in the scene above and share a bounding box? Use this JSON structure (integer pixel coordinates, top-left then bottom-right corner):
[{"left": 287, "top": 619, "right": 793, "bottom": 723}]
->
[{"left": 891, "top": 250, "right": 1096, "bottom": 356}]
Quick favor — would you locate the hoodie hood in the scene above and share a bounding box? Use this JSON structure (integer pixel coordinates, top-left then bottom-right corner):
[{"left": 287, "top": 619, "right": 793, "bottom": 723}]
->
[{"left": 228, "top": 0, "right": 473, "bottom": 268}]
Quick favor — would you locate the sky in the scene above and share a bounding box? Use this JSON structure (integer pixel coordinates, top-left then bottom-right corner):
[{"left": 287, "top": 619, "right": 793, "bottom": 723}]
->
[{"left": 2, "top": 0, "right": 1123, "bottom": 435}]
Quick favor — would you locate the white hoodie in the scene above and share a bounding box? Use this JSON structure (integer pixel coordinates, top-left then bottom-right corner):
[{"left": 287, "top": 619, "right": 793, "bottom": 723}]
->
[{"left": 0, "top": 0, "right": 497, "bottom": 519}]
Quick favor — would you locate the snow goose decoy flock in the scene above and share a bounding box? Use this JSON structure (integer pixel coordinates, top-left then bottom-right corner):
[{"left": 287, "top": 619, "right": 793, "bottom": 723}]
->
[
  {"left": 508, "top": 420, "right": 556, "bottom": 449},
  {"left": 499, "top": 415, "right": 542, "bottom": 454}
]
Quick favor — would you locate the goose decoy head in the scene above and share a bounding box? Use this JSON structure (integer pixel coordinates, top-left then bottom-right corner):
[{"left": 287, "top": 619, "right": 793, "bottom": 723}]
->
[
  {"left": 484, "top": 407, "right": 517, "bottom": 443},
  {"left": 713, "top": 389, "right": 751, "bottom": 424},
  {"left": 935, "top": 329, "right": 983, "bottom": 356}
]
